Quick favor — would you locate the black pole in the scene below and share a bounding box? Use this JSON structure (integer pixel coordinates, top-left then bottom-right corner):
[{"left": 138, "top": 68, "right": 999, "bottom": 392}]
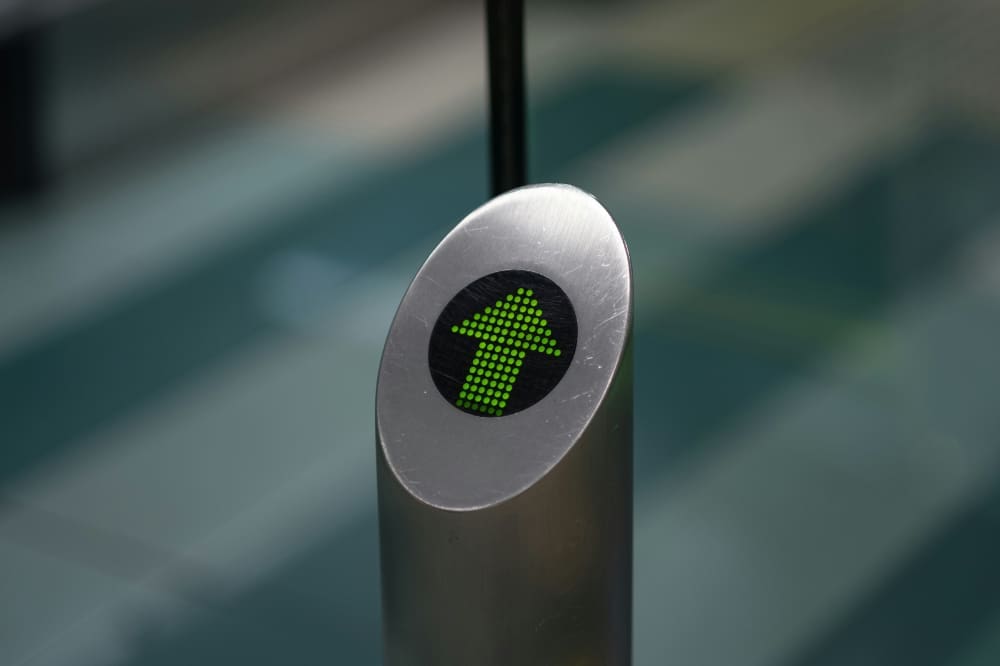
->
[{"left": 486, "top": 0, "right": 526, "bottom": 196}]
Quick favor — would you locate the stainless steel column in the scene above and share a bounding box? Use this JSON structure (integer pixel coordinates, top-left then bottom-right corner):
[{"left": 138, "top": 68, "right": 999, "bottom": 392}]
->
[{"left": 377, "top": 184, "right": 632, "bottom": 665}]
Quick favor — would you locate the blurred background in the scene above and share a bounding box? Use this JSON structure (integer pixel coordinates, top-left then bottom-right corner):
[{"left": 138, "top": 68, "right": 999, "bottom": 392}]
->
[{"left": 2, "top": 0, "right": 1000, "bottom": 664}]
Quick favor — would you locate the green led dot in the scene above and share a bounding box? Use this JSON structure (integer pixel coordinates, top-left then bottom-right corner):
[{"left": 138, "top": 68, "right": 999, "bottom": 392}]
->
[
  {"left": 487, "top": 344, "right": 494, "bottom": 351},
  {"left": 485, "top": 307, "right": 492, "bottom": 314},
  {"left": 531, "top": 299, "right": 538, "bottom": 307},
  {"left": 547, "top": 347, "right": 554, "bottom": 355},
  {"left": 463, "top": 320, "right": 470, "bottom": 327},
  {"left": 519, "top": 306, "right": 527, "bottom": 313},
  {"left": 496, "top": 409, "right": 503, "bottom": 416},
  {"left": 507, "top": 294, "right": 514, "bottom": 301},
  {"left": 517, "top": 288, "right": 524, "bottom": 295},
  {"left": 473, "top": 313, "right": 480, "bottom": 320},
  {"left": 539, "top": 319, "right": 546, "bottom": 326},
  {"left": 486, "top": 389, "right": 494, "bottom": 396},
  {"left": 499, "top": 401, "right": 507, "bottom": 408},
  {"left": 475, "top": 351, "right": 482, "bottom": 358},
  {"left": 462, "top": 383, "right": 469, "bottom": 390},
  {"left": 516, "top": 314, "right": 523, "bottom": 321},
  {"left": 487, "top": 407, "right": 495, "bottom": 415},
  {"left": 459, "top": 391, "right": 466, "bottom": 399},
  {"left": 512, "top": 366, "right": 520, "bottom": 374},
  {"left": 477, "top": 368, "right": 484, "bottom": 375},
  {"left": 553, "top": 350, "right": 561, "bottom": 357},
  {"left": 549, "top": 339, "right": 556, "bottom": 346},
  {"left": 473, "top": 394, "right": 481, "bottom": 402},
  {"left": 518, "top": 351, "right": 526, "bottom": 358}
]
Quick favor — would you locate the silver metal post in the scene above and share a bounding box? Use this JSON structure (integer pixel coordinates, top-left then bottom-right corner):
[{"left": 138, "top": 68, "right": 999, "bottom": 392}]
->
[{"left": 377, "top": 184, "right": 633, "bottom": 665}]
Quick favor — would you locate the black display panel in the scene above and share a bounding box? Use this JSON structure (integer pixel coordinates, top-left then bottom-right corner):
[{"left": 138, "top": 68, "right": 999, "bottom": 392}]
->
[{"left": 428, "top": 270, "right": 577, "bottom": 417}]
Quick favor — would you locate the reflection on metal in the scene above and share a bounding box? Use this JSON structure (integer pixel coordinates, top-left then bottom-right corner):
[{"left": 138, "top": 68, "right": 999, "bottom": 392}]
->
[{"left": 377, "top": 184, "right": 633, "bottom": 665}]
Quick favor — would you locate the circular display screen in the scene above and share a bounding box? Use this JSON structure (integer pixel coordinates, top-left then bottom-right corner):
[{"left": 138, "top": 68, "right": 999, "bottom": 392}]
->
[{"left": 428, "top": 270, "right": 577, "bottom": 417}]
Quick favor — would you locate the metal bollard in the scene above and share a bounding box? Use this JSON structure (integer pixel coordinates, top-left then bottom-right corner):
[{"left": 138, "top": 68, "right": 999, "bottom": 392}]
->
[{"left": 376, "top": 184, "right": 633, "bottom": 665}]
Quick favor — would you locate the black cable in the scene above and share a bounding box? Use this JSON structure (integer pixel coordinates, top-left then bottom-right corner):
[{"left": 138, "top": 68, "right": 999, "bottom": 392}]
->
[{"left": 485, "top": 0, "right": 526, "bottom": 196}]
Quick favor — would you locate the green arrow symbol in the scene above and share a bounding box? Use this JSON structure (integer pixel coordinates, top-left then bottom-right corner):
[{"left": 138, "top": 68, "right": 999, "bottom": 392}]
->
[{"left": 449, "top": 287, "right": 561, "bottom": 416}]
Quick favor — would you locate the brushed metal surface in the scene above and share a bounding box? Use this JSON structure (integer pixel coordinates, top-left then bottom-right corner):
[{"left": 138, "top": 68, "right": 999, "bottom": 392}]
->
[
  {"left": 376, "top": 184, "right": 632, "bottom": 666},
  {"left": 377, "top": 184, "right": 632, "bottom": 510}
]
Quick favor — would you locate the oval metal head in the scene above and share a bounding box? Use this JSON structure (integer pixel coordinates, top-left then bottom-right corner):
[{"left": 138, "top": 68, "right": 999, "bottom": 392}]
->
[{"left": 376, "top": 184, "right": 632, "bottom": 511}]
